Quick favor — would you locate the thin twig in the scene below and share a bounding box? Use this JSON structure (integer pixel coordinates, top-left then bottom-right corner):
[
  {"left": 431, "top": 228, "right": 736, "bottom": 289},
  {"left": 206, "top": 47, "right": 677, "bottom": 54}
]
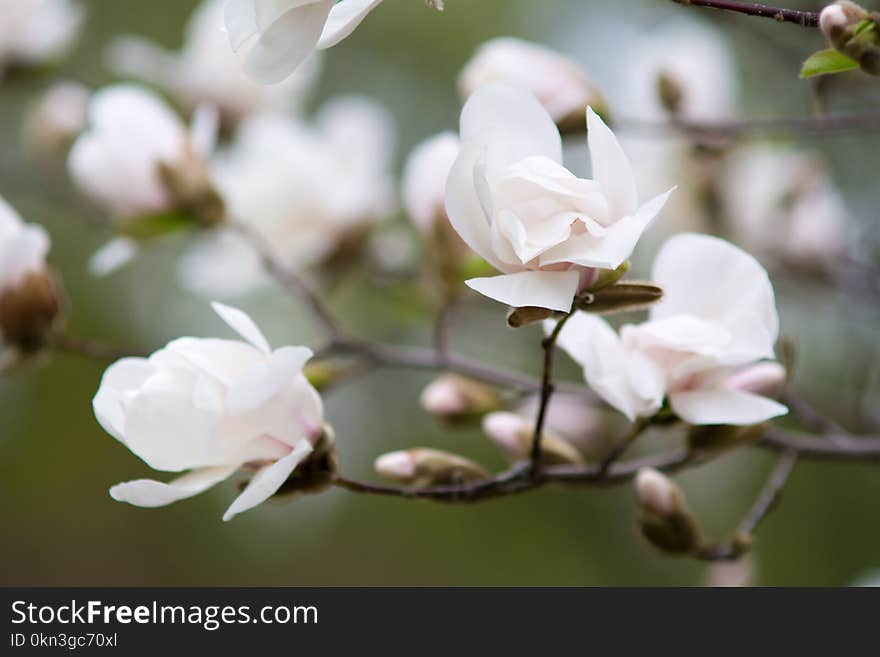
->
[
  {"left": 670, "top": 0, "right": 819, "bottom": 27},
  {"left": 50, "top": 332, "right": 146, "bottom": 361}
]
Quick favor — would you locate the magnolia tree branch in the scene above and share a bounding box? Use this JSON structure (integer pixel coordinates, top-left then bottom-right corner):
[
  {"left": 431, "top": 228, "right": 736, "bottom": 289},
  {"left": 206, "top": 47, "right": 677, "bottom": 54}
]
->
[
  {"left": 670, "top": 0, "right": 820, "bottom": 27},
  {"left": 50, "top": 332, "right": 147, "bottom": 361}
]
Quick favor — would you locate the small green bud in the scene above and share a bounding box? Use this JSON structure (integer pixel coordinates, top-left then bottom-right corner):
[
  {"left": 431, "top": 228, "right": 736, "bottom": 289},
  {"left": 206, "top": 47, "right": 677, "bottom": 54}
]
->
[
  {"left": 576, "top": 282, "right": 663, "bottom": 315},
  {"left": 635, "top": 468, "right": 702, "bottom": 555}
]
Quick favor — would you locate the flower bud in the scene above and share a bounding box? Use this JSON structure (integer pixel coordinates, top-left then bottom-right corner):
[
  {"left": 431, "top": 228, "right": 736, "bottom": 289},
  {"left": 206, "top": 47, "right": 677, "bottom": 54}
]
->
[
  {"left": 635, "top": 468, "right": 702, "bottom": 554},
  {"left": 459, "top": 38, "right": 606, "bottom": 133},
  {"left": 24, "top": 81, "right": 90, "bottom": 160},
  {"left": 420, "top": 374, "right": 502, "bottom": 422},
  {"left": 0, "top": 270, "right": 62, "bottom": 354},
  {"left": 274, "top": 424, "right": 338, "bottom": 497},
  {"left": 657, "top": 71, "right": 684, "bottom": 116},
  {"left": 820, "top": 2, "right": 868, "bottom": 48},
  {"left": 374, "top": 448, "right": 490, "bottom": 488},
  {"left": 482, "top": 412, "right": 584, "bottom": 466}
]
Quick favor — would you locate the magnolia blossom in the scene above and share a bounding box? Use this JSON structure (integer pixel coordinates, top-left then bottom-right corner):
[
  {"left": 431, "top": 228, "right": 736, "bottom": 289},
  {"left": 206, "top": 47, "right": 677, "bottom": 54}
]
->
[
  {"left": 402, "top": 132, "right": 460, "bottom": 233},
  {"left": 108, "top": 0, "right": 321, "bottom": 123},
  {"left": 225, "top": 0, "right": 383, "bottom": 84},
  {"left": 93, "top": 303, "right": 325, "bottom": 521},
  {"left": 0, "top": 0, "right": 85, "bottom": 77},
  {"left": 720, "top": 145, "right": 851, "bottom": 266},
  {"left": 68, "top": 85, "right": 219, "bottom": 221},
  {"left": 24, "top": 80, "right": 89, "bottom": 158},
  {"left": 459, "top": 37, "right": 603, "bottom": 128},
  {"left": 447, "top": 82, "right": 673, "bottom": 312},
  {"left": 553, "top": 234, "right": 788, "bottom": 426},
  {"left": 180, "top": 97, "right": 395, "bottom": 297}
]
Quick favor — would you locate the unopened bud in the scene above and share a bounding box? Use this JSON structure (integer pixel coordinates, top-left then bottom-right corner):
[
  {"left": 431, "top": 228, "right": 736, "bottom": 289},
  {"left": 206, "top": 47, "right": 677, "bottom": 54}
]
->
[
  {"left": 725, "top": 362, "right": 787, "bottom": 398},
  {"left": 482, "top": 412, "right": 584, "bottom": 466},
  {"left": 24, "top": 81, "right": 90, "bottom": 160},
  {"left": 0, "top": 270, "right": 62, "bottom": 354},
  {"left": 157, "top": 153, "right": 225, "bottom": 227},
  {"left": 374, "top": 448, "right": 490, "bottom": 488},
  {"left": 820, "top": 2, "right": 868, "bottom": 47},
  {"left": 420, "top": 374, "right": 501, "bottom": 422},
  {"left": 635, "top": 468, "right": 702, "bottom": 554}
]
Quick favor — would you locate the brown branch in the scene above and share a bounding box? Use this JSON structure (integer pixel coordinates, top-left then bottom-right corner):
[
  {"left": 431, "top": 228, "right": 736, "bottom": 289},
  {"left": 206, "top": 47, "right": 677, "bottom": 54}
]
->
[
  {"left": 670, "top": 0, "right": 819, "bottom": 27},
  {"left": 761, "top": 427, "right": 880, "bottom": 460},
  {"left": 50, "top": 332, "right": 146, "bottom": 361}
]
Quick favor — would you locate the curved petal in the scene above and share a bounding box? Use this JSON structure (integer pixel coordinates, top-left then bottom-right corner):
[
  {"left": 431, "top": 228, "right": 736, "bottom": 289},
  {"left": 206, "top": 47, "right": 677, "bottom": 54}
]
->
[
  {"left": 317, "top": 0, "right": 384, "bottom": 49},
  {"left": 466, "top": 270, "right": 580, "bottom": 312},
  {"left": 540, "top": 188, "right": 673, "bottom": 269},
  {"left": 92, "top": 357, "right": 156, "bottom": 443},
  {"left": 226, "top": 346, "right": 314, "bottom": 415},
  {"left": 89, "top": 237, "right": 139, "bottom": 277},
  {"left": 587, "top": 106, "right": 638, "bottom": 220},
  {"left": 222, "top": 440, "right": 313, "bottom": 521},
  {"left": 460, "top": 81, "right": 562, "bottom": 179},
  {"left": 109, "top": 465, "right": 238, "bottom": 508},
  {"left": 669, "top": 389, "right": 788, "bottom": 426},
  {"left": 243, "top": 0, "right": 334, "bottom": 84},
  {"left": 212, "top": 302, "right": 271, "bottom": 353},
  {"left": 553, "top": 312, "right": 664, "bottom": 421},
  {"left": 651, "top": 233, "right": 779, "bottom": 361}
]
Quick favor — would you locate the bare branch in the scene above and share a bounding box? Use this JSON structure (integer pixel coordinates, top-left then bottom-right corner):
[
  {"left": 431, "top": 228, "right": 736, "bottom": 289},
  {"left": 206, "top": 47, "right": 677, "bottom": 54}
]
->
[
  {"left": 670, "top": 0, "right": 819, "bottom": 27},
  {"left": 50, "top": 332, "right": 146, "bottom": 361}
]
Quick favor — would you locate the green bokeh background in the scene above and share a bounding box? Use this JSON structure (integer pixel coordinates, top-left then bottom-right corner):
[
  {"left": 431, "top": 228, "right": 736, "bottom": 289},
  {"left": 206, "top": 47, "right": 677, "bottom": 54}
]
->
[{"left": 1, "top": 0, "right": 879, "bottom": 586}]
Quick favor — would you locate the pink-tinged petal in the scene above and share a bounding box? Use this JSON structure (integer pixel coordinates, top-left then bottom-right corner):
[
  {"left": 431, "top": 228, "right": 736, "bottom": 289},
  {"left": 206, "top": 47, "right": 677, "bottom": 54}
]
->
[
  {"left": 226, "top": 346, "right": 314, "bottom": 415},
  {"left": 109, "top": 465, "right": 238, "bottom": 508},
  {"left": 587, "top": 106, "right": 638, "bottom": 220},
  {"left": 669, "top": 389, "right": 788, "bottom": 426},
  {"left": 317, "top": 0, "right": 384, "bottom": 49},
  {"left": 222, "top": 440, "right": 313, "bottom": 521},
  {"left": 466, "top": 270, "right": 580, "bottom": 312},
  {"left": 243, "top": 0, "right": 334, "bottom": 84},
  {"left": 211, "top": 302, "right": 271, "bottom": 353},
  {"left": 651, "top": 233, "right": 779, "bottom": 361},
  {"left": 540, "top": 188, "right": 673, "bottom": 269}
]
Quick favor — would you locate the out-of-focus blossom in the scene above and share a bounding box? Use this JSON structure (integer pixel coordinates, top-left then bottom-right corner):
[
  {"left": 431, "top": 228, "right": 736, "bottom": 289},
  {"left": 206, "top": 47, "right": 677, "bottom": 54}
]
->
[
  {"left": 514, "top": 391, "right": 611, "bottom": 458},
  {"left": 446, "top": 82, "right": 672, "bottom": 312},
  {"left": 224, "top": 0, "right": 383, "bottom": 84},
  {"left": 180, "top": 97, "right": 395, "bottom": 298},
  {"left": 108, "top": 0, "right": 321, "bottom": 125},
  {"left": 459, "top": 37, "right": 604, "bottom": 131},
  {"left": 402, "top": 132, "right": 460, "bottom": 234},
  {"left": 0, "top": 0, "right": 85, "bottom": 78},
  {"left": 419, "top": 374, "right": 501, "bottom": 422},
  {"left": 23, "top": 80, "right": 89, "bottom": 158},
  {"left": 0, "top": 195, "right": 59, "bottom": 354},
  {"left": 554, "top": 234, "right": 788, "bottom": 426},
  {"left": 93, "top": 302, "right": 327, "bottom": 521},
  {"left": 481, "top": 411, "right": 584, "bottom": 466},
  {"left": 68, "top": 85, "right": 222, "bottom": 223},
  {"left": 720, "top": 145, "right": 851, "bottom": 267}
]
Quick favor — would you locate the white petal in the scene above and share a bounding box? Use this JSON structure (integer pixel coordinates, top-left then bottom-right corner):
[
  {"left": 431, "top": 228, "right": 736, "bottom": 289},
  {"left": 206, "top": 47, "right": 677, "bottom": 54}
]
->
[
  {"left": 89, "top": 237, "right": 139, "bottom": 277},
  {"left": 466, "top": 270, "right": 580, "bottom": 312},
  {"left": 110, "top": 465, "right": 238, "bottom": 508},
  {"left": 540, "top": 188, "right": 673, "bottom": 269},
  {"left": 669, "top": 389, "right": 788, "bottom": 426},
  {"left": 92, "top": 357, "right": 156, "bottom": 443},
  {"left": 211, "top": 302, "right": 271, "bottom": 353},
  {"left": 225, "top": 0, "right": 260, "bottom": 51},
  {"left": 651, "top": 233, "right": 779, "bottom": 361},
  {"left": 226, "top": 346, "right": 314, "bottom": 415},
  {"left": 243, "top": 0, "right": 334, "bottom": 84},
  {"left": 222, "top": 440, "right": 313, "bottom": 521},
  {"left": 402, "top": 131, "right": 460, "bottom": 231},
  {"left": 317, "top": 0, "right": 384, "bottom": 49},
  {"left": 553, "top": 312, "right": 664, "bottom": 421},
  {"left": 190, "top": 104, "right": 220, "bottom": 160},
  {"left": 587, "top": 106, "right": 638, "bottom": 220}
]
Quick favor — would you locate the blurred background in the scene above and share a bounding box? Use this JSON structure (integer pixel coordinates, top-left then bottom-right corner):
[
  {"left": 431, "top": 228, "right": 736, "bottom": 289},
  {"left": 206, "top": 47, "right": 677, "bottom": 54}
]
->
[{"left": 2, "top": 0, "right": 879, "bottom": 586}]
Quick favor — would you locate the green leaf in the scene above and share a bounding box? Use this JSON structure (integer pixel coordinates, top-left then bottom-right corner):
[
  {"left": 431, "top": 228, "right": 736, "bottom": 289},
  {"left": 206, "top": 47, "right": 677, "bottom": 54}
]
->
[{"left": 800, "top": 49, "right": 859, "bottom": 78}]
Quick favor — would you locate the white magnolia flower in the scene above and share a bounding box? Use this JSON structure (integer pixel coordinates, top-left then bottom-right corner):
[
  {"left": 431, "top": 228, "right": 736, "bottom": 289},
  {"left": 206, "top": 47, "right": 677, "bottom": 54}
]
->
[
  {"left": 447, "top": 82, "right": 673, "bottom": 312},
  {"left": 180, "top": 97, "right": 395, "bottom": 298},
  {"left": 225, "top": 0, "right": 383, "bottom": 83},
  {"left": 553, "top": 233, "right": 788, "bottom": 426},
  {"left": 94, "top": 302, "right": 325, "bottom": 521},
  {"left": 68, "top": 84, "right": 219, "bottom": 221},
  {"left": 24, "top": 80, "right": 89, "bottom": 157},
  {"left": 720, "top": 145, "right": 851, "bottom": 266},
  {"left": 0, "top": 195, "right": 51, "bottom": 297},
  {"left": 459, "top": 37, "right": 603, "bottom": 127},
  {"left": 108, "top": 0, "right": 321, "bottom": 123},
  {"left": 402, "top": 132, "right": 460, "bottom": 233},
  {"left": 0, "top": 0, "right": 85, "bottom": 77}
]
